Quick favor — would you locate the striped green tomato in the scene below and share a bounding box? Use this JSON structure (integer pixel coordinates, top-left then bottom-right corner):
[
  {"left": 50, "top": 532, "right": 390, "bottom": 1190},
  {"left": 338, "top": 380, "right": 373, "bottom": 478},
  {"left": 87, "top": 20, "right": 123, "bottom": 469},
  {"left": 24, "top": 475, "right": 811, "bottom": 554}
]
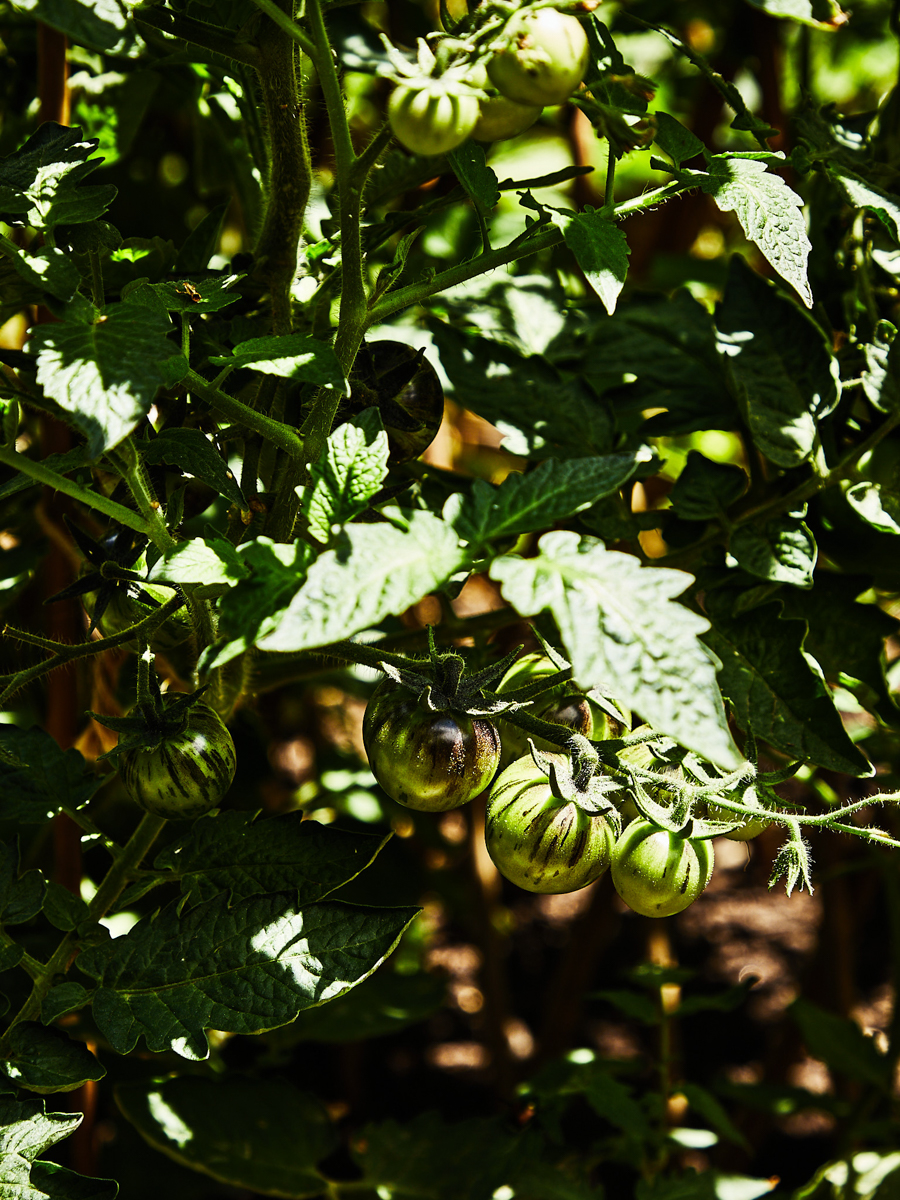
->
[
  {"left": 119, "top": 704, "right": 236, "bottom": 820},
  {"left": 485, "top": 754, "right": 616, "bottom": 893},
  {"left": 610, "top": 818, "right": 713, "bottom": 918}
]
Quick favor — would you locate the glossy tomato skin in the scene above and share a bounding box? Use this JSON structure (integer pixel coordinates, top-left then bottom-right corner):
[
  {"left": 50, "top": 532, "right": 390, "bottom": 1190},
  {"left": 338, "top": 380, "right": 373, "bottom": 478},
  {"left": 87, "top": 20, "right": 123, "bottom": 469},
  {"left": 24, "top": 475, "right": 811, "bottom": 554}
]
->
[
  {"left": 347, "top": 341, "right": 444, "bottom": 464},
  {"left": 497, "top": 653, "right": 617, "bottom": 764},
  {"left": 611, "top": 818, "right": 713, "bottom": 917},
  {"left": 472, "top": 94, "right": 541, "bottom": 142},
  {"left": 488, "top": 9, "right": 589, "bottom": 107},
  {"left": 486, "top": 755, "right": 616, "bottom": 893},
  {"left": 363, "top": 680, "right": 501, "bottom": 811},
  {"left": 120, "top": 704, "right": 236, "bottom": 820},
  {"left": 388, "top": 82, "right": 480, "bottom": 156}
]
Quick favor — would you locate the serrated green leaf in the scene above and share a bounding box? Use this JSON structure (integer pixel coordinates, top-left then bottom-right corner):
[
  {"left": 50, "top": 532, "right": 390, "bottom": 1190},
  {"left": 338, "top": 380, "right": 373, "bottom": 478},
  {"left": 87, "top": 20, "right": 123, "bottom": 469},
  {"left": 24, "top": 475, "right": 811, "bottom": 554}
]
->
[
  {"left": 728, "top": 518, "right": 816, "bottom": 587},
  {"left": 116, "top": 1076, "right": 336, "bottom": 1198},
  {"left": 585, "top": 1070, "right": 653, "bottom": 1138},
  {"left": 0, "top": 235, "right": 80, "bottom": 302},
  {"left": 354, "top": 1112, "right": 521, "bottom": 1200},
  {"left": 0, "top": 1095, "right": 83, "bottom": 1200},
  {"left": 272, "top": 968, "right": 445, "bottom": 1044},
  {"left": 829, "top": 162, "right": 900, "bottom": 242},
  {"left": 704, "top": 158, "right": 812, "bottom": 306},
  {"left": 715, "top": 256, "right": 839, "bottom": 467},
  {"left": 447, "top": 142, "right": 500, "bottom": 218},
  {"left": 448, "top": 451, "right": 651, "bottom": 548},
  {"left": 257, "top": 508, "right": 465, "bottom": 654},
  {"left": 595, "top": 989, "right": 660, "bottom": 1025},
  {"left": 155, "top": 812, "right": 388, "bottom": 905},
  {"left": 430, "top": 324, "right": 614, "bottom": 459},
  {"left": 0, "top": 727, "right": 103, "bottom": 823},
  {"left": 0, "top": 123, "right": 116, "bottom": 232},
  {"left": 845, "top": 481, "right": 900, "bottom": 534},
  {"left": 28, "top": 301, "right": 185, "bottom": 458},
  {"left": 0, "top": 841, "right": 44, "bottom": 926},
  {"left": 577, "top": 291, "right": 735, "bottom": 438},
  {"left": 142, "top": 274, "right": 244, "bottom": 314},
  {"left": 41, "top": 983, "right": 92, "bottom": 1026},
  {"left": 669, "top": 452, "right": 747, "bottom": 520},
  {"left": 10, "top": 0, "right": 141, "bottom": 55},
  {"left": 140, "top": 427, "right": 246, "bottom": 508},
  {"left": 654, "top": 112, "right": 705, "bottom": 166},
  {"left": 702, "top": 591, "right": 872, "bottom": 775},
  {"left": 208, "top": 333, "right": 348, "bottom": 392},
  {"left": 2, "top": 1024, "right": 104, "bottom": 1095},
  {"left": 862, "top": 322, "right": 900, "bottom": 412},
  {"left": 790, "top": 998, "right": 890, "bottom": 1089},
  {"left": 490, "top": 532, "right": 742, "bottom": 768},
  {"left": 27, "top": 1161, "right": 118, "bottom": 1200},
  {"left": 743, "top": 0, "right": 845, "bottom": 27},
  {"left": 206, "top": 538, "right": 314, "bottom": 669},
  {"left": 297, "top": 409, "right": 390, "bottom": 544},
  {"left": 147, "top": 537, "right": 248, "bottom": 588},
  {"left": 777, "top": 574, "right": 896, "bottom": 718},
  {"left": 680, "top": 1083, "right": 750, "bottom": 1150},
  {"left": 552, "top": 208, "right": 631, "bottom": 316},
  {"left": 78, "top": 893, "right": 419, "bottom": 1059}
]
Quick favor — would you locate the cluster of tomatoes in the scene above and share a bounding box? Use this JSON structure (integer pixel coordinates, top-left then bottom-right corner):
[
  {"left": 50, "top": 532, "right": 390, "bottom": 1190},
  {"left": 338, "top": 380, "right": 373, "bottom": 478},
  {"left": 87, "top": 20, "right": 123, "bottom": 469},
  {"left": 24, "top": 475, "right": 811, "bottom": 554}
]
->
[
  {"left": 363, "top": 654, "right": 764, "bottom": 919},
  {"left": 387, "top": 5, "right": 591, "bottom": 155}
]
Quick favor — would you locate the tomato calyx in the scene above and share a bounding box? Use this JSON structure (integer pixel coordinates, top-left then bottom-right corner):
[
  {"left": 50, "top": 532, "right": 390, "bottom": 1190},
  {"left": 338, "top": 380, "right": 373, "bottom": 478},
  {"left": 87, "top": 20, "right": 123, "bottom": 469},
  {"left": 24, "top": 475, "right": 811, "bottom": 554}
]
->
[
  {"left": 379, "top": 627, "right": 526, "bottom": 722},
  {"left": 46, "top": 520, "right": 187, "bottom": 638},
  {"left": 527, "top": 735, "right": 621, "bottom": 830},
  {"left": 91, "top": 674, "right": 214, "bottom": 764}
]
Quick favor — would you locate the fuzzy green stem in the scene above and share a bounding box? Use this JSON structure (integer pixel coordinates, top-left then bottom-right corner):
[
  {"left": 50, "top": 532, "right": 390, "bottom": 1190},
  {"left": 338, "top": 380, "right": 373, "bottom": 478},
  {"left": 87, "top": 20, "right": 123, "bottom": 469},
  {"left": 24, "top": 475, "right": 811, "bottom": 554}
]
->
[
  {"left": 0, "top": 444, "right": 152, "bottom": 536},
  {"left": 88, "top": 249, "right": 104, "bottom": 308},
  {"left": 252, "top": 0, "right": 313, "bottom": 334},
  {"left": 249, "top": 0, "right": 317, "bottom": 60},
  {"left": 297, "top": 0, "right": 368, "bottom": 465},
  {"left": 0, "top": 812, "right": 167, "bottom": 1056},
  {"left": 185, "top": 369, "right": 305, "bottom": 457},
  {"left": 0, "top": 593, "right": 186, "bottom": 704},
  {"left": 110, "top": 439, "right": 177, "bottom": 554}
]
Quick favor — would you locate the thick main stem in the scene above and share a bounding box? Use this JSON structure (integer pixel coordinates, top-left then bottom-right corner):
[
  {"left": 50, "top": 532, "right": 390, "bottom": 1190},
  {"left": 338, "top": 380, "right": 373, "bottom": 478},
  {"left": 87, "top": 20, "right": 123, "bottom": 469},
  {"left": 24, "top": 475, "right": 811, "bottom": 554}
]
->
[{"left": 253, "top": 0, "right": 313, "bottom": 336}]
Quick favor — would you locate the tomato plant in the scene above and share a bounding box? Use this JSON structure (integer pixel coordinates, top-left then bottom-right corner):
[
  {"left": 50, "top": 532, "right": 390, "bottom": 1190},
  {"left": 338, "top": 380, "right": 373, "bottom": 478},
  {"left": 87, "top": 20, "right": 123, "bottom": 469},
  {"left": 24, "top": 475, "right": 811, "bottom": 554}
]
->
[
  {"left": 487, "top": 8, "right": 590, "bottom": 107},
  {"left": 363, "top": 679, "right": 501, "bottom": 811},
  {"left": 485, "top": 753, "right": 616, "bottom": 892},
  {"left": 3, "top": 0, "right": 900, "bottom": 1195},
  {"left": 119, "top": 702, "right": 237, "bottom": 820},
  {"left": 610, "top": 818, "right": 714, "bottom": 918}
]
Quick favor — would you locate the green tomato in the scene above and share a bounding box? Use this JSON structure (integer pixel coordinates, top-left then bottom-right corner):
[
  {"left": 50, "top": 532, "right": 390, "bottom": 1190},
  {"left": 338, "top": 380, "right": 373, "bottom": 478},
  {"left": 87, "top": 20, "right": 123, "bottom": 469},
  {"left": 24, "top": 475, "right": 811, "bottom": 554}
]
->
[
  {"left": 610, "top": 818, "right": 713, "bottom": 918},
  {"left": 388, "top": 81, "right": 480, "bottom": 156},
  {"left": 487, "top": 8, "right": 590, "bottom": 107},
  {"left": 91, "top": 583, "right": 194, "bottom": 651},
  {"left": 497, "top": 653, "right": 620, "bottom": 763},
  {"left": 615, "top": 726, "right": 683, "bottom": 822},
  {"left": 472, "top": 94, "right": 541, "bottom": 142},
  {"left": 119, "top": 703, "right": 236, "bottom": 820},
  {"left": 486, "top": 754, "right": 616, "bottom": 893},
  {"left": 363, "top": 679, "right": 501, "bottom": 811}
]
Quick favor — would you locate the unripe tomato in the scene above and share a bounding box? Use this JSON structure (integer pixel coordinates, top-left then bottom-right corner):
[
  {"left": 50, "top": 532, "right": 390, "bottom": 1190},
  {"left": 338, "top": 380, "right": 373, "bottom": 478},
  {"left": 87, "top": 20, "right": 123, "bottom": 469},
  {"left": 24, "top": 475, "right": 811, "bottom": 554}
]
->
[
  {"left": 388, "top": 81, "right": 480, "bottom": 156},
  {"left": 496, "top": 653, "right": 619, "bottom": 764},
  {"left": 472, "top": 94, "right": 541, "bottom": 142},
  {"left": 119, "top": 703, "right": 236, "bottom": 820},
  {"left": 89, "top": 583, "right": 194, "bottom": 651},
  {"left": 485, "top": 754, "right": 616, "bottom": 893},
  {"left": 615, "top": 726, "right": 683, "bottom": 822},
  {"left": 347, "top": 341, "right": 444, "bottom": 464},
  {"left": 363, "top": 679, "right": 501, "bottom": 812},
  {"left": 610, "top": 818, "right": 713, "bottom": 918},
  {"left": 488, "top": 9, "right": 590, "bottom": 107}
]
